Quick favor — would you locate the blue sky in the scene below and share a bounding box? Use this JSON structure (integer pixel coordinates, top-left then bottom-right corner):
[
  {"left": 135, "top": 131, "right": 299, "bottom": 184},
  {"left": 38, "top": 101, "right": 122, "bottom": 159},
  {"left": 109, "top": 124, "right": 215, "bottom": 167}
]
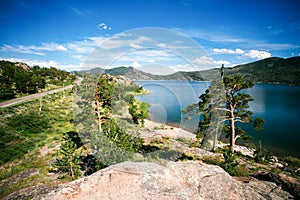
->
[{"left": 0, "top": 0, "right": 300, "bottom": 73}]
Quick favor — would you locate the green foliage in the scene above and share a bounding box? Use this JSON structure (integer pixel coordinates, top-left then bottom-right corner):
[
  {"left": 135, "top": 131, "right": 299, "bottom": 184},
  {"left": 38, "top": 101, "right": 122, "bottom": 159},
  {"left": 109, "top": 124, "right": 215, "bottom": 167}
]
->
[
  {"left": 184, "top": 74, "right": 264, "bottom": 151},
  {"left": 134, "top": 86, "right": 144, "bottom": 93},
  {"left": 284, "top": 156, "right": 300, "bottom": 167},
  {"left": 91, "top": 128, "right": 142, "bottom": 167},
  {"left": 202, "top": 155, "right": 223, "bottom": 166},
  {"left": 254, "top": 147, "right": 265, "bottom": 163},
  {"left": 0, "top": 111, "right": 49, "bottom": 165},
  {"left": 284, "top": 156, "right": 300, "bottom": 176},
  {"left": 129, "top": 95, "right": 139, "bottom": 124},
  {"left": 235, "top": 164, "right": 249, "bottom": 177},
  {"left": 53, "top": 132, "right": 82, "bottom": 179},
  {"left": 178, "top": 153, "right": 201, "bottom": 161},
  {"left": 253, "top": 142, "right": 272, "bottom": 164},
  {"left": 0, "top": 89, "right": 76, "bottom": 198},
  {"left": 0, "top": 60, "right": 74, "bottom": 100},
  {"left": 128, "top": 95, "right": 149, "bottom": 126},
  {"left": 70, "top": 57, "right": 300, "bottom": 85},
  {"left": 102, "top": 118, "right": 144, "bottom": 152},
  {"left": 96, "top": 74, "right": 115, "bottom": 110},
  {"left": 220, "top": 149, "right": 239, "bottom": 176},
  {"left": 7, "top": 111, "right": 49, "bottom": 134},
  {"left": 225, "top": 56, "right": 300, "bottom": 86}
]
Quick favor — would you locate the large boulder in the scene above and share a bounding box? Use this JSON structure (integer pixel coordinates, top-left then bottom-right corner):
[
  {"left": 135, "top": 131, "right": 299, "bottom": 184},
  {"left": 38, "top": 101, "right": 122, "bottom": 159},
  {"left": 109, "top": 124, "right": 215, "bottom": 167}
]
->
[{"left": 41, "top": 161, "right": 292, "bottom": 200}]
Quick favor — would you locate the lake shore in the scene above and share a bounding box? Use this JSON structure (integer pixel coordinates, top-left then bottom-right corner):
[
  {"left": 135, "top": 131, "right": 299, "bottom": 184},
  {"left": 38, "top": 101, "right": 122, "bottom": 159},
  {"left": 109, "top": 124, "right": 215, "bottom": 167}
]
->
[{"left": 141, "top": 119, "right": 255, "bottom": 157}]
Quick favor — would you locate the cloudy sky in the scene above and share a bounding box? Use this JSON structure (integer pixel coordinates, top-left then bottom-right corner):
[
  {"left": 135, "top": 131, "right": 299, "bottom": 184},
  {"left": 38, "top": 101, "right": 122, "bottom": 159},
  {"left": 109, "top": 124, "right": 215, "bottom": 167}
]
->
[{"left": 0, "top": 0, "right": 299, "bottom": 73}]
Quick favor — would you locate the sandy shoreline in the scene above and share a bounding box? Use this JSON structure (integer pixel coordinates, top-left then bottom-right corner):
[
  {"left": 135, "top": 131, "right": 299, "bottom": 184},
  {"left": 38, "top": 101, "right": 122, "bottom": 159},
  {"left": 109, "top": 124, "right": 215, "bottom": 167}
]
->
[
  {"left": 142, "top": 119, "right": 255, "bottom": 157},
  {"left": 142, "top": 119, "right": 196, "bottom": 140}
]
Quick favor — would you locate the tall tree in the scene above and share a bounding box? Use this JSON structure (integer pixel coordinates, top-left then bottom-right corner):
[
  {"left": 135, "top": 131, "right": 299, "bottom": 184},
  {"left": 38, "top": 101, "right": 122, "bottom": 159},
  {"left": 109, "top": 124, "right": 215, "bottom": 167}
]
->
[
  {"left": 223, "top": 75, "right": 264, "bottom": 150},
  {"left": 183, "top": 72, "right": 264, "bottom": 151},
  {"left": 95, "top": 74, "right": 115, "bottom": 131}
]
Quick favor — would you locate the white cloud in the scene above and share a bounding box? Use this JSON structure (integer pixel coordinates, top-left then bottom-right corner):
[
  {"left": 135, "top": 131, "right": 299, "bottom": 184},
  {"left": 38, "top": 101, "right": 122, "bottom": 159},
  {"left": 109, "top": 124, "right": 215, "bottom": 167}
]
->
[
  {"left": 0, "top": 57, "right": 82, "bottom": 71},
  {"left": 169, "top": 63, "right": 195, "bottom": 72},
  {"left": 1, "top": 44, "right": 46, "bottom": 55},
  {"left": 175, "top": 28, "right": 246, "bottom": 43},
  {"left": 214, "top": 60, "right": 231, "bottom": 66},
  {"left": 0, "top": 42, "right": 68, "bottom": 55},
  {"left": 132, "top": 61, "right": 142, "bottom": 68},
  {"left": 251, "top": 42, "right": 299, "bottom": 50},
  {"left": 66, "top": 41, "right": 94, "bottom": 54},
  {"left": 56, "top": 45, "right": 68, "bottom": 51},
  {"left": 99, "top": 35, "right": 152, "bottom": 50},
  {"left": 240, "top": 50, "right": 271, "bottom": 59},
  {"left": 97, "top": 22, "right": 111, "bottom": 30},
  {"left": 213, "top": 48, "right": 244, "bottom": 54},
  {"left": 193, "top": 55, "right": 214, "bottom": 65},
  {"left": 116, "top": 50, "right": 175, "bottom": 63},
  {"left": 40, "top": 43, "right": 68, "bottom": 51}
]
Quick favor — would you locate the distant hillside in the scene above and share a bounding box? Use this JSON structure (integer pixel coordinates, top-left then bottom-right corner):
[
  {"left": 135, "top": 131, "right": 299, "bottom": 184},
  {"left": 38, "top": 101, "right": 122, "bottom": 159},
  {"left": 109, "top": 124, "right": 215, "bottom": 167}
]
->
[
  {"left": 224, "top": 56, "right": 300, "bottom": 85},
  {"left": 79, "top": 67, "right": 104, "bottom": 74},
  {"left": 0, "top": 60, "right": 75, "bottom": 100},
  {"left": 78, "top": 56, "right": 300, "bottom": 85}
]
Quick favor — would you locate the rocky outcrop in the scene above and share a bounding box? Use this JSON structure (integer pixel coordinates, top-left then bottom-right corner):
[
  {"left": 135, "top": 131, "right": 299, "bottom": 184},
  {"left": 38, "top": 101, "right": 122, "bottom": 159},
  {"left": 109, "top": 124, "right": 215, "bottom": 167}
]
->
[
  {"left": 254, "top": 172, "right": 300, "bottom": 199},
  {"left": 40, "top": 161, "right": 292, "bottom": 200}
]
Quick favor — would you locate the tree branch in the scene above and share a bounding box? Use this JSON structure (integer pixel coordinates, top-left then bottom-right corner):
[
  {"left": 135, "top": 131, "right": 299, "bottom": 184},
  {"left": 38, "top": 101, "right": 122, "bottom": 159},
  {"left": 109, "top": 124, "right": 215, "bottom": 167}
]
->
[
  {"left": 214, "top": 107, "right": 230, "bottom": 112},
  {"left": 234, "top": 135, "right": 240, "bottom": 140}
]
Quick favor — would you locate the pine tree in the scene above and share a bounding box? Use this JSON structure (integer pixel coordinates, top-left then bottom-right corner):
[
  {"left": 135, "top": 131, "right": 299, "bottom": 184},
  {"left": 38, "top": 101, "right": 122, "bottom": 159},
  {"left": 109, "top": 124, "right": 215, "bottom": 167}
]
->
[
  {"left": 223, "top": 75, "right": 264, "bottom": 151},
  {"left": 128, "top": 95, "right": 149, "bottom": 126},
  {"left": 95, "top": 74, "right": 115, "bottom": 132},
  {"left": 183, "top": 73, "right": 264, "bottom": 151},
  {"left": 55, "top": 132, "right": 82, "bottom": 179},
  {"left": 128, "top": 95, "right": 139, "bottom": 124}
]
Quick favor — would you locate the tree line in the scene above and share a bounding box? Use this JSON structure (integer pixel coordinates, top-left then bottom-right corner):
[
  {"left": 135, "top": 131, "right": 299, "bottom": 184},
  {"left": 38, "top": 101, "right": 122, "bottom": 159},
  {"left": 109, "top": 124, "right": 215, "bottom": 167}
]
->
[{"left": 0, "top": 60, "right": 75, "bottom": 100}]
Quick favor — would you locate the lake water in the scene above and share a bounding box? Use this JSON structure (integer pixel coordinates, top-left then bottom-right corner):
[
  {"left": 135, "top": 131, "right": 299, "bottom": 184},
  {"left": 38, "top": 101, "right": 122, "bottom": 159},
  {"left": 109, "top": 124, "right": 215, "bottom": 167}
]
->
[{"left": 136, "top": 80, "right": 300, "bottom": 158}]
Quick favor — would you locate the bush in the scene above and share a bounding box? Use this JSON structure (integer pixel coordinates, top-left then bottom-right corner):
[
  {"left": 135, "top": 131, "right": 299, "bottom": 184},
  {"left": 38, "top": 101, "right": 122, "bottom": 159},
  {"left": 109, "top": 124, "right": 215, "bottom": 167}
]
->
[
  {"left": 235, "top": 164, "right": 249, "bottom": 177},
  {"left": 220, "top": 149, "right": 239, "bottom": 176},
  {"left": 284, "top": 156, "right": 300, "bottom": 167},
  {"left": 202, "top": 155, "right": 223, "bottom": 166}
]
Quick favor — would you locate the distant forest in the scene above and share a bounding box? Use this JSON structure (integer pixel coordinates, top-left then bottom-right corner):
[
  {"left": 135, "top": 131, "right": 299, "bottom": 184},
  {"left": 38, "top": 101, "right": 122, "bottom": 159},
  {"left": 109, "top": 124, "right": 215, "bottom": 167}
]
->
[{"left": 0, "top": 61, "right": 75, "bottom": 100}]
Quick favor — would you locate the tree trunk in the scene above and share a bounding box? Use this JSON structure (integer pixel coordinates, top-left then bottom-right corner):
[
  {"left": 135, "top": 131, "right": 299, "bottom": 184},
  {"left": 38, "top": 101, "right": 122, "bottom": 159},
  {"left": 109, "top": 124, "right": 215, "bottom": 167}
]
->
[
  {"left": 70, "top": 159, "right": 74, "bottom": 178},
  {"left": 39, "top": 96, "right": 42, "bottom": 112},
  {"left": 229, "top": 110, "right": 235, "bottom": 152},
  {"left": 95, "top": 95, "right": 102, "bottom": 132}
]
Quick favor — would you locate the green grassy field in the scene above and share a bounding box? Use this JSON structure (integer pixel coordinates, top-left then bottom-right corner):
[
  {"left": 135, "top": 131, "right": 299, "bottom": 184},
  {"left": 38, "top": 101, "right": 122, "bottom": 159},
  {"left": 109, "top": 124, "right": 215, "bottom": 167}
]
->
[{"left": 0, "top": 89, "right": 74, "bottom": 198}]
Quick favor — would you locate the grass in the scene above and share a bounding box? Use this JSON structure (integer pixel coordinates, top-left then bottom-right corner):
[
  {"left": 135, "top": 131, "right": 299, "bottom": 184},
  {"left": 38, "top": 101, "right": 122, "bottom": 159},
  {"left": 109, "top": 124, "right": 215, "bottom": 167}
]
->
[{"left": 0, "top": 89, "right": 75, "bottom": 198}]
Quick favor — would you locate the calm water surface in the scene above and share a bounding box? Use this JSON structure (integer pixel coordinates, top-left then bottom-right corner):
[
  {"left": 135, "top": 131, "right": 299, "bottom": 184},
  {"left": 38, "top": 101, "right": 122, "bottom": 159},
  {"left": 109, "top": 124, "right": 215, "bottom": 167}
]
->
[{"left": 136, "top": 80, "right": 300, "bottom": 157}]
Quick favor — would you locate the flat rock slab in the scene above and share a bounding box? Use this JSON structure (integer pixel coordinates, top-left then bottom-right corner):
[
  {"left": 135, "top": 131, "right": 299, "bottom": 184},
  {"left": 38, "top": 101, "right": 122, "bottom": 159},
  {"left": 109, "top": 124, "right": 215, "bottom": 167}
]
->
[{"left": 42, "top": 161, "right": 291, "bottom": 200}]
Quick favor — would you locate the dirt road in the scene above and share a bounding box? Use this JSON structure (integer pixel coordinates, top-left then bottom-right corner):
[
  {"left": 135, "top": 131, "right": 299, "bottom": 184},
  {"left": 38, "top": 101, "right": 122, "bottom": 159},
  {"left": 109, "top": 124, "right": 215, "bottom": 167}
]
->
[{"left": 0, "top": 85, "right": 73, "bottom": 108}]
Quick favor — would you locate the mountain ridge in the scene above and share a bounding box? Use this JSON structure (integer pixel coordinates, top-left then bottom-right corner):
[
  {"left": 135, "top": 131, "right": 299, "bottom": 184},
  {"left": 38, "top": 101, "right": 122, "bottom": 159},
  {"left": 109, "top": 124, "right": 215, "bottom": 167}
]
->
[{"left": 76, "top": 56, "right": 300, "bottom": 85}]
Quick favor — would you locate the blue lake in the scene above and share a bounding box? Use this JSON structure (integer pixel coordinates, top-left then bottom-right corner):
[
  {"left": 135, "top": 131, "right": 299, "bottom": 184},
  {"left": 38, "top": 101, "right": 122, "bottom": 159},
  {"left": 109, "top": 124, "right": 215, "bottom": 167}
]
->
[{"left": 136, "top": 80, "right": 300, "bottom": 158}]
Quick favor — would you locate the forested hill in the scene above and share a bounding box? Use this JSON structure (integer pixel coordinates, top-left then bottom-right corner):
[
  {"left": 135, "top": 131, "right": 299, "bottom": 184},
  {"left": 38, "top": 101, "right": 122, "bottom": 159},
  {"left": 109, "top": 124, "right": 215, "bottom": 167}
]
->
[
  {"left": 172, "top": 56, "right": 300, "bottom": 85},
  {"left": 79, "top": 56, "right": 300, "bottom": 85},
  {"left": 0, "top": 60, "right": 75, "bottom": 100},
  {"left": 224, "top": 56, "right": 300, "bottom": 85}
]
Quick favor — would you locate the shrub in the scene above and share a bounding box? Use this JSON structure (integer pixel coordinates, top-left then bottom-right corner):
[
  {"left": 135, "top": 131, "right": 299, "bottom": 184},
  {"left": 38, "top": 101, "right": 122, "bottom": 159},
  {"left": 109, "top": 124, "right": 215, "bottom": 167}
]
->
[
  {"left": 220, "top": 149, "right": 239, "bottom": 176},
  {"left": 202, "top": 155, "right": 223, "bottom": 166}
]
